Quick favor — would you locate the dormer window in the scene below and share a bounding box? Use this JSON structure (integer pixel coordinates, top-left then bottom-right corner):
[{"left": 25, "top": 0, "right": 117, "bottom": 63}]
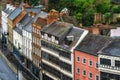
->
[{"left": 66, "top": 35, "right": 74, "bottom": 41}]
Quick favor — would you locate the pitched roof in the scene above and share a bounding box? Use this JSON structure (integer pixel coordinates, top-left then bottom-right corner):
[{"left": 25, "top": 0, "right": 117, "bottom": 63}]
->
[
  {"left": 98, "top": 39, "right": 120, "bottom": 57},
  {"left": 61, "top": 27, "right": 85, "bottom": 51},
  {"left": 8, "top": 8, "right": 22, "bottom": 20},
  {"left": 42, "top": 21, "right": 73, "bottom": 38},
  {"left": 76, "top": 34, "right": 112, "bottom": 56},
  {"left": 25, "top": 7, "right": 41, "bottom": 14}
]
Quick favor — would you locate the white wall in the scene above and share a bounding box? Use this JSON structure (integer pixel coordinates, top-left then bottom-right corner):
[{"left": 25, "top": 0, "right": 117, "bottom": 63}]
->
[
  {"left": 111, "top": 27, "right": 120, "bottom": 37},
  {"left": 2, "top": 4, "right": 15, "bottom": 34},
  {"left": 13, "top": 30, "right": 23, "bottom": 53},
  {"left": 23, "top": 29, "right": 32, "bottom": 61}
]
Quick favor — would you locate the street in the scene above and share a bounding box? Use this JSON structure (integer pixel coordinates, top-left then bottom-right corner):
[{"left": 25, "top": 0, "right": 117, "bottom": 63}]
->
[{"left": 0, "top": 55, "right": 17, "bottom": 80}]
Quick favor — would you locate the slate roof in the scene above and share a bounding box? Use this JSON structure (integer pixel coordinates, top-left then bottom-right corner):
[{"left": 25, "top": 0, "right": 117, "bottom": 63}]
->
[
  {"left": 76, "top": 34, "right": 112, "bottom": 56},
  {"left": 38, "top": 11, "right": 47, "bottom": 19},
  {"left": 14, "top": 14, "right": 33, "bottom": 35},
  {"left": 98, "top": 39, "right": 120, "bottom": 57},
  {"left": 25, "top": 8, "right": 41, "bottom": 14},
  {"left": 8, "top": 8, "right": 22, "bottom": 20},
  {"left": 42, "top": 21, "right": 85, "bottom": 51},
  {"left": 61, "top": 27, "right": 85, "bottom": 50},
  {"left": 42, "top": 21, "right": 73, "bottom": 38}
]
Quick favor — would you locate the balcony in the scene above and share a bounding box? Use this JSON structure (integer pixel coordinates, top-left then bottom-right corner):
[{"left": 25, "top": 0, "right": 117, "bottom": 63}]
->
[
  {"left": 41, "top": 40, "right": 71, "bottom": 60},
  {"left": 99, "top": 64, "right": 120, "bottom": 74}
]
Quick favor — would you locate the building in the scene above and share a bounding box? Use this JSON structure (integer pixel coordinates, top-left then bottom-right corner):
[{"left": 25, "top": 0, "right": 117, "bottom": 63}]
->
[
  {"left": 74, "top": 34, "right": 112, "bottom": 80},
  {"left": 32, "top": 11, "right": 47, "bottom": 68},
  {"left": 98, "top": 39, "right": 120, "bottom": 80},
  {"left": 32, "top": 11, "right": 47, "bottom": 77},
  {"left": 8, "top": 7, "right": 26, "bottom": 52},
  {"left": 41, "top": 21, "right": 88, "bottom": 80},
  {"left": 110, "top": 27, "right": 120, "bottom": 38},
  {"left": 1, "top": 4, "right": 15, "bottom": 43}
]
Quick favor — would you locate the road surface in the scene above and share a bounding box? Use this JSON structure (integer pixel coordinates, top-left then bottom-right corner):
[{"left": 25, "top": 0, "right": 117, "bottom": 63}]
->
[{"left": 0, "top": 55, "right": 17, "bottom": 80}]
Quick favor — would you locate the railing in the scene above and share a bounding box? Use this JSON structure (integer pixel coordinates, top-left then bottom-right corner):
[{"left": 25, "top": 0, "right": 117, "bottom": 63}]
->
[{"left": 99, "top": 64, "right": 120, "bottom": 71}]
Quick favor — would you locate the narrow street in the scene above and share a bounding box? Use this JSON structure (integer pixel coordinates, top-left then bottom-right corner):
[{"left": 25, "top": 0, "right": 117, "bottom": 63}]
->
[{"left": 0, "top": 55, "right": 17, "bottom": 80}]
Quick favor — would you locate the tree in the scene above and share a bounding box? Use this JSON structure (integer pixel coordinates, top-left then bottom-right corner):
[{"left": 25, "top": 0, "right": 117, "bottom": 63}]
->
[
  {"left": 96, "top": 0, "right": 111, "bottom": 14},
  {"left": 104, "top": 12, "right": 111, "bottom": 24},
  {"left": 82, "top": 9, "right": 95, "bottom": 26}
]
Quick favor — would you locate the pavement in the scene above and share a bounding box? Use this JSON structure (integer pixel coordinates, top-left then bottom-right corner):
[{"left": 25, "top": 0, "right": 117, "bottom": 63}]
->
[{"left": 0, "top": 55, "right": 17, "bottom": 80}]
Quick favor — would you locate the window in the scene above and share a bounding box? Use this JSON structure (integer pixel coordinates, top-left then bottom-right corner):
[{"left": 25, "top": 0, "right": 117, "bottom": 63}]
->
[
  {"left": 76, "top": 56, "right": 80, "bottom": 62},
  {"left": 76, "top": 68, "right": 80, "bottom": 74},
  {"left": 100, "top": 58, "right": 111, "bottom": 65},
  {"left": 82, "top": 58, "right": 86, "bottom": 64},
  {"left": 115, "top": 60, "right": 120, "bottom": 67},
  {"left": 89, "top": 60, "right": 92, "bottom": 66},
  {"left": 82, "top": 70, "right": 86, "bottom": 76},
  {"left": 89, "top": 72, "right": 92, "bottom": 79},
  {"left": 96, "top": 62, "right": 98, "bottom": 68},
  {"left": 96, "top": 75, "right": 99, "bottom": 80}
]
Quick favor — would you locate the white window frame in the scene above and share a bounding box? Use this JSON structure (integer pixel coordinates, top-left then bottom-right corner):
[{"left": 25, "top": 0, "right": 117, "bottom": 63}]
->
[
  {"left": 82, "top": 70, "right": 86, "bottom": 76},
  {"left": 76, "top": 56, "right": 80, "bottom": 62},
  {"left": 82, "top": 58, "right": 86, "bottom": 64},
  {"left": 76, "top": 68, "right": 80, "bottom": 74},
  {"left": 89, "top": 72, "right": 92, "bottom": 79},
  {"left": 89, "top": 60, "right": 92, "bottom": 67}
]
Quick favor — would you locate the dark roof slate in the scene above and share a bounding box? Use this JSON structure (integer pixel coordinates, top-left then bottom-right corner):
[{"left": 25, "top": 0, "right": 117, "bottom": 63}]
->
[
  {"left": 99, "top": 39, "right": 120, "bottom": 57},
  {"left": 42, "top": 21, "right": 73, "bottom": 38},
  {"left": 76, "top": 34, "right": 112, "bottom": 56}
]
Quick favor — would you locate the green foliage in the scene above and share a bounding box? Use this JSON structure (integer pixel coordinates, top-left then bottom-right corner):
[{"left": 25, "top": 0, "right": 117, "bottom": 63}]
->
[
  {"left": 82, "top": 9, "right": 95, "bottom": 26},
  {"left": 96, "top": 0, "right": 111, "bottom": 14},
  {"left": 28, "top": 0, "right": 40, "bottom": 6},
  {"left": 112, "top": 6, "right": 120, "bottom": 13},
  {"left": 104, "top": 12, "right": 111, "bottom": 24},
  {"left": 47, "top": 0, "right": 120, "bottom": 26}
]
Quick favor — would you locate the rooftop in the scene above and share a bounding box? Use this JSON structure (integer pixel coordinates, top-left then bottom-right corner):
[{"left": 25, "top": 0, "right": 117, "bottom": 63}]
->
[
  {"left": 8, "top": 8, "right": 22, "bottom": 20},
  {"left": 76, "top": 34, "right": 112, "bottom": 56},
  {"left": 98, "top": 39, "right": 120, "bottom": 57},
  {"left": 42, "top": 21, "right": 85, "bottom": 51},
  {"left": 42, "top": 21, "right": 73, "bottom": 38}
]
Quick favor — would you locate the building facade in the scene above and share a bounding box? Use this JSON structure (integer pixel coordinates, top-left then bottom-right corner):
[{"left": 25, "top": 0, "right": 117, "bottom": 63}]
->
[
  {"left": 8, "top": 7, "right": 26, "bottom": 51},
  {"left": 74, "top": 34, "right": 112, "bottom": 80},
  {"left": 1, "top": 4, "right": 15, "bottom": 43},
  {"left": 41, "top": 21, "right": 88, "bottom": 80},
  {"left": 98, "top": 39, "right": 120, "bottom": 80}
]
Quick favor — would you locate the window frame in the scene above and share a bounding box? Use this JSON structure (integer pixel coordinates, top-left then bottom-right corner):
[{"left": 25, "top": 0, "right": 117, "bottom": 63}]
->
[
  {"left": 89, "top": 60, "right": 92, "bottom": 67},
  {"left": 76, "top": 68, "right": 80, "bottom": 74},
  {"left": 82, "top": 58, "right": 86, "bottom": 64},
  {"left": 82, "top": 70, "right": 86, "bottom": 76},
  {"left": 76, "top": 56, "right": 80, "bottom": 62},
  {"left": 89, "top": 72, "right": 92, "bottom": 79}
]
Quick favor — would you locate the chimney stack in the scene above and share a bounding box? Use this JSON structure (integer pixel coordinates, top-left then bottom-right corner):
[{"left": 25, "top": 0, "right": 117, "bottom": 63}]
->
[{"left": 47, "top": 9, "right": 59, "bottom": 24}]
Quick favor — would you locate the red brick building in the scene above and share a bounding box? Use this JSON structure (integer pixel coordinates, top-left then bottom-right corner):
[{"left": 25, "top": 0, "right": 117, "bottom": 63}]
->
[{"left": 74, "top": 34, "right": 111, "bottom": 80}]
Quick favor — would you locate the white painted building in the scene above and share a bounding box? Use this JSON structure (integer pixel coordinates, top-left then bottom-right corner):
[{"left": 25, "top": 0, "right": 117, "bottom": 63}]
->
[
  {"left": 1, "top": 4, "right": 15, "bottom": 34},
  {"left": 98, "top": 39, "right": 120, "bottom": 80},
  {"left": 110, "top": 27, "right": 120, "bottom": 37},
  {"left": 41, "top": 21, "right": 88, "bottom": 80},
  {"left": 22, "top": 25, "right": 32, "bottom": 61},
  {"left": 13, "top": 24, "right": 23, "bottom": 53}
]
